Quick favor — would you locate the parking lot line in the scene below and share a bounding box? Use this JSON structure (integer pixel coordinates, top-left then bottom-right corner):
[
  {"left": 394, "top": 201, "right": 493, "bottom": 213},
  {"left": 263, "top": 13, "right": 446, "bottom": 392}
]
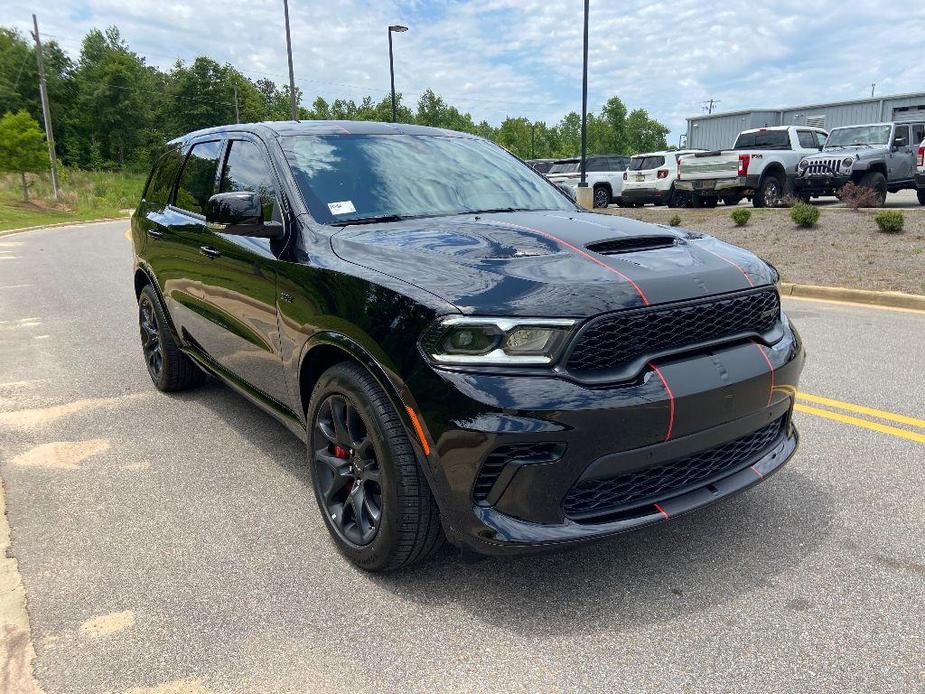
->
[
  {"left": 794, "top": 403, "right": 925, "bottom": 444},
  {"left": 796, "top": 392, "right": 925, "bottom": 429}
]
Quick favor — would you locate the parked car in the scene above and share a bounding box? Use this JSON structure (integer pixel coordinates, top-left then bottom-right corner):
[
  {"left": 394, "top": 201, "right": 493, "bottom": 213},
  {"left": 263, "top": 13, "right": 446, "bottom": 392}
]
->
[
  {"left": 621, "top": 149, "right": 705, "bottom": 207},
  {"left": 794, "top": 122, "right": 925, "bottom": 206},
  {"left": 547, "top": 154, "right": 630, "bottom": 207},
  {"left": 132, "top": 121, "right": 803, "bottom": 571},
  {"left": 676, "top": 126, "right": 828, "bottom": 207},
  {"left": 917, "top": 138, "right": 925, "bottom": 205},
  {"left": 527, "top": 158, "right": 556, "bottom": 174}
]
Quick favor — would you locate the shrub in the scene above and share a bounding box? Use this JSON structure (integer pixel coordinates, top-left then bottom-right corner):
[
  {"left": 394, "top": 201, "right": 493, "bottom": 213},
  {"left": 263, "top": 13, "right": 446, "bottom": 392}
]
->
[
  {"left": 730, "top": 208, "right": 751, "bottom": 226},
  {"left": 668, "top": 214, "right": 682, "bottom": 227},
  {"left": 790, "top": 202, "right": 820, "bottom": 228},
  {"left": 874, "top": 210, "right": 904, "bottom": 233},
  {"left": 836, "top": 181, "right": 881, "bottom": 210}
]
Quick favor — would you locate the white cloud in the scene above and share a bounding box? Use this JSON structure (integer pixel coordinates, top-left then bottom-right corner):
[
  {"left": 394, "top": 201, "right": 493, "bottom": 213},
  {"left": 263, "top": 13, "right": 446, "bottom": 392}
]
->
[{"left": 4, "top": 0, "right": 923, "bottom": 144}]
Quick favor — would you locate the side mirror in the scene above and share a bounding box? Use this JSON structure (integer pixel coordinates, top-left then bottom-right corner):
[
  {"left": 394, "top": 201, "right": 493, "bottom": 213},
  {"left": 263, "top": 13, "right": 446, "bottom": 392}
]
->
[
  {"left": 205, "top": 192, "right": 284, "bottom": 239},
  {"left": 893, "top": 137, "right": 907, "bottom": 148}
]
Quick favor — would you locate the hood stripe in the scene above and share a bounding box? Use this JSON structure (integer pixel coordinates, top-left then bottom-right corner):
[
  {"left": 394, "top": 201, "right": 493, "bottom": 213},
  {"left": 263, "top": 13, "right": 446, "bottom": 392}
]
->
[
  {"left": 483, "top": 220, "right": 651, "bottom": 306},
  {"left": 697, "top": 244, "right": 754, "bottom": 288}
]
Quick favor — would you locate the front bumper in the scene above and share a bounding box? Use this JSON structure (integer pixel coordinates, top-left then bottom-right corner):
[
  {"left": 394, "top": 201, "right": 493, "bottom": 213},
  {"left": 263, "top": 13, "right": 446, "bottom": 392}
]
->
[
  {"left": 793, "top": 174, "right": 849, "bottom": 193},
  {"left": 410, "top": 318, "right": 805, "bottom": 555}
]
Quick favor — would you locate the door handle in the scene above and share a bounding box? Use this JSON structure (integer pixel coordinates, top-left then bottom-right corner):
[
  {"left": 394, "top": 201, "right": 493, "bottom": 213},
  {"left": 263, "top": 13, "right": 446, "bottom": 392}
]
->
[
  {"left": 146, "top": 228, "right": 164, "bottom": 239},
  {"left": 199, "top": 245, "right": 221, "bottom": 259}
]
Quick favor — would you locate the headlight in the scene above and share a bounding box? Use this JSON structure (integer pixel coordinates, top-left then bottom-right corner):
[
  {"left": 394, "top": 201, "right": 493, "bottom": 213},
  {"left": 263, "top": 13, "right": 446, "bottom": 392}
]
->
[
  {"left": 842, "top": 157, "right": 853, "bottom": 167},
  {"left": 798, "top": 159, "right": 809, "bottom": 170},
  {"left": 422, "top": 316, "right": 576, "bottom": 365}
]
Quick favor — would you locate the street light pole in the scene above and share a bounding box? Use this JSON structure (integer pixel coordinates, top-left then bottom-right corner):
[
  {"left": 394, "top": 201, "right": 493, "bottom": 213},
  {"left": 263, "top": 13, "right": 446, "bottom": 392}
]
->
[
  {"left": 31, "top": 14, "right": 59, "bottom": 199},
  {"left": 579, "top": 0, "right": 589, "bottom": 190},
  {"left": 283, "top": 0, "right": 297, "bottom": 120},
  {"left": 388, "top": 25, "right": 408, "bottom": 123}
]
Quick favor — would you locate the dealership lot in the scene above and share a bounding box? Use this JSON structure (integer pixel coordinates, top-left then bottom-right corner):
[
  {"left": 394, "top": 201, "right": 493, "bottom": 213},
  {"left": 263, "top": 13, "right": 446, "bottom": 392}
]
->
[{"left": 1, "top": 221, "right": 923, "bottom": 693}]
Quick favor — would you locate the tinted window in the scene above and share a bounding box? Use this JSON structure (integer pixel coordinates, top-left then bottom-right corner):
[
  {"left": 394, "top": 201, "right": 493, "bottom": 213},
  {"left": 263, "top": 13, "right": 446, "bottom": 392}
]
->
[
  {"left": 893, "top": 125, "right": 909, "bottom": 145},
  {"left": 281, "top": 134, "right": 573, "bottom": 224},
  {"left": 220, "top": 140, "right": 278, "bottom": 221},
  {"left": 733, "top": 130, "right": 790, "bottom": 149},
  {"left": 586, "top": 157, "right": 610, "bottom": 172},
  {"left": 911, "top": 123, "right": 925, "bottom": 145},
  {"left": 174, "top": 141, "right": 222, "bottom": 216},
  {"left": 797, "top": 131, "right": 818, "bottom": 149},
  {"left": 531, "top": 161, "right": 553, "bottom": 173},
  {"left": 609, "top": 156, "right": 630, "bottom": 171},
  {"left": 815, "top": 131, "right": 829, "bottom": 148},
  {"left": 629, "top": 156, "right": 665, "bottom": 171},
  {"left": 144, "top": 146, "right": 183, "bottom": 207},
  {"left": 549, "top": 161, "right": 580, "bottom": 174}
]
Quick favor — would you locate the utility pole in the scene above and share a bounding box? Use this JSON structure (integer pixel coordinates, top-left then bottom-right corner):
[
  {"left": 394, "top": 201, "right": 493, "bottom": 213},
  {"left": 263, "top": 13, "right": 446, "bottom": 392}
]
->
[
  {"left": 233, "top": 85, "right": 240, "bottom": 123},
  {"left": 283, "top": 0, "right": 297, "bottom": 120},
  {"left": 31, "top": 14, "right": 59, "bottom": 200},
  {"left": 531, "top": 122, "right": 535, "bottom": 159},
  {"left": 702, "top": 98, "right": 719, "bottom": 115},
  {"left": 579, "top": 0, "right": 589, "bottom": 190},
  {"left": 871, "top": 83, "right": 876, "bottom": 98}
]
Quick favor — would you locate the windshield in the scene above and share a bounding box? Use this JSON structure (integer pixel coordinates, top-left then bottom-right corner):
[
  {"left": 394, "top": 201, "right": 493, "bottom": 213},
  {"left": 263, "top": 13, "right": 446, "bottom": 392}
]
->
[
  {"left": 548, "top": 161, "right": 580, "bottom": 174},
  {"left": 825, "top": 125, "right": 892, "bottom": 147},
  {"left": 280, "top": 134, "right": 573, "bottom": 224},
  {"left": 629, "top": 156, "right": 665, "bottom": 171}
]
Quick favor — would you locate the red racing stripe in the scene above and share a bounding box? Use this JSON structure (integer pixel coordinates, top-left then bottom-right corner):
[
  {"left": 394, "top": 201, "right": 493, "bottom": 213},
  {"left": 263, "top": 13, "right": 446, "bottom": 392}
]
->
[
  {"left": 486, "top": 220, "right": 651, "bottom": 305},
  {"left": 654, "top": 502, "right": 669, "bottom": 519},
  {"left": 750, "top": 340, "right": 775, "bottom": 406},
  {"left": 698, "top": 245, "right": 754, "bottom": 288},
  {"left": 648, "top": 361, "right": 675, "bottom": 441}
]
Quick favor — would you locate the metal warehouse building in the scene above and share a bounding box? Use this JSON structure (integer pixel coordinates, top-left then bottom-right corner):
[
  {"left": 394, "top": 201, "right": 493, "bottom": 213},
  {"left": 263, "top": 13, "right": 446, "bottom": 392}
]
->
[{"left": 686, "top": 91, "right": 925, "bottom": 150}]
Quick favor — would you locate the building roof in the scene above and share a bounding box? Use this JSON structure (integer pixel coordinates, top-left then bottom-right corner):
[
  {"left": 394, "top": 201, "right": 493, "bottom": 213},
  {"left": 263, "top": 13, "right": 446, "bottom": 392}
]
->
[{"left": 686, "top": 90, "right": 925, "bottom": 122}]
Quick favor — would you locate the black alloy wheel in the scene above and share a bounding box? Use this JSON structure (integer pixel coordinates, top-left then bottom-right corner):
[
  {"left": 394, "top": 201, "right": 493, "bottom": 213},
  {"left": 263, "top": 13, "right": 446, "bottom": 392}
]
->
[
  {"left": 593, "top": 186, "right": 610, "bottom": 208},
  {"left": 312, "top": 393, "right": 383, "bottom": 546},
  {"left": 139, "top": 294, "right": 163, "bottom": 381}
]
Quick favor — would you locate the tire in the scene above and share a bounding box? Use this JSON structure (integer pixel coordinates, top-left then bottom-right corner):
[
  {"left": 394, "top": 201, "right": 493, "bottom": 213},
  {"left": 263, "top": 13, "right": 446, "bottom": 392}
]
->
[
  {"left": 306, "top": 362, "right": 443, "bottom": 572},
  {"left": 753, "top": 174, "right": 784, "bottom": 208},
  {"left": 667, "top": 187, "right": 690, "bottom": 208},
  {"left": 918, "top": 188, "right": 925, "bottom": 206},
  {"left": 859, "top": 171, "right": 888, "bottom": 207},
  {"left": 593, "top": 185, "right": 611, "bottom": 208},
  {"left": 138, "top": 284, "right": 205, "bottom": 392}
]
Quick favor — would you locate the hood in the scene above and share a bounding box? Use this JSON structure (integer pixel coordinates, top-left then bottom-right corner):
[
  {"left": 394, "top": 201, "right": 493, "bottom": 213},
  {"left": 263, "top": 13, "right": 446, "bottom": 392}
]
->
[
  {"left": 330, "top": 210, "right": 776, "bottom": 317},
  {"left": 811, "top": 144, "right": 883, "bottom": 159}
]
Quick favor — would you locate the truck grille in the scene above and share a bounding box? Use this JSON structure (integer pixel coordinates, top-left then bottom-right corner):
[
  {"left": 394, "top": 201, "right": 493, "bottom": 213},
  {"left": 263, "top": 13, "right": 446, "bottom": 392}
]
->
[
  {"left": 562, "top": 416, "right": 786, "bottom": 521},
  {"left": 803, "top": 158, "right": 843, "bottom": 177},
  {"left": 565, "top": 287, "right": 780, "bottom": 375}
]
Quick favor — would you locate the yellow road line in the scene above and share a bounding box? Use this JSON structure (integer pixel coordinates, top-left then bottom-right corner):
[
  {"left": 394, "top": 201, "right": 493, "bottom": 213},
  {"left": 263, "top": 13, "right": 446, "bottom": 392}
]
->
[
  {"left": 794, "top": 403, "right": 925, "bottom": 444},
  {"left": 796, "top": 393, "right": 925, "bottom": 429}
]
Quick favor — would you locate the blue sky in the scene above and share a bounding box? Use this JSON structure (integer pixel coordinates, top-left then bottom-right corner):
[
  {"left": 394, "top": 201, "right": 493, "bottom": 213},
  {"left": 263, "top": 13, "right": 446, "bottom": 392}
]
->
[{"left": 4, "top": 1, "right": 924, "bottom": 145}]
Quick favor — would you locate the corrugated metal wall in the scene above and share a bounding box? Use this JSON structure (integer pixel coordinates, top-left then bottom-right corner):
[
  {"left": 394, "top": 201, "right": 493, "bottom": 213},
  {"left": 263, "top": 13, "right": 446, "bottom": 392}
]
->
[{"left": 687, "top": 93, "right": 925, "bottom": 148}]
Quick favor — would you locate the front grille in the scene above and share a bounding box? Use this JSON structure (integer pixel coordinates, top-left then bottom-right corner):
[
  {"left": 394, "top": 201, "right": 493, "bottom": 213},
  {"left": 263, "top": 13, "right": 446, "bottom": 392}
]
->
[
  {"left": 565, "top": 288, "right": 780, "bottom": 375},
  {"left": 473, "top": 442, "right": 565, "bottom": 504},
  {"left": 563, "top": 417, "right": 786, "bottom": 521},
  {"left": 803, "top": 158, "right": 843, "bottom": 177}
]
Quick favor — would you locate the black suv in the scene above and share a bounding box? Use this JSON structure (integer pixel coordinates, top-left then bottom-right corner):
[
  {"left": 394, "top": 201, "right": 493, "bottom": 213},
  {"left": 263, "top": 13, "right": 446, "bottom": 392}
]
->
[{"left": 132, "top": 121, "right": 804, "bottom": 571}]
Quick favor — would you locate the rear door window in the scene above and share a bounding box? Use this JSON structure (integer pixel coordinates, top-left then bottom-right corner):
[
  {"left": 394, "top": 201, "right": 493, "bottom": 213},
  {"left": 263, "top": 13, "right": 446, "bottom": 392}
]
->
[
  {"left": 629, "top": 156, "right": 665, "bottom": 171},
  {"left": 797, "top": 131, "right": 818, "bottom": 149},
  {"left": 174, "top": 140, "right": 222, "bottom": 216},
  {"left": 144, "top": 145, "right": 183, "bottom": 207}
]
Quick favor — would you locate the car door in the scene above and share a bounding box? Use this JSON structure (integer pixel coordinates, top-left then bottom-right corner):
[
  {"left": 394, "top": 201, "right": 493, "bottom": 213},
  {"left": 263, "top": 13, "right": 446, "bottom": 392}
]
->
[
  {"left": 189, "top": 136, "right": 290, "bottom": 406},
  {"left": 149, "top": 138, "right": 223, "bottom": 337},
  {"left": 890, "top": 125, "right": 913, "bottom": 180}
]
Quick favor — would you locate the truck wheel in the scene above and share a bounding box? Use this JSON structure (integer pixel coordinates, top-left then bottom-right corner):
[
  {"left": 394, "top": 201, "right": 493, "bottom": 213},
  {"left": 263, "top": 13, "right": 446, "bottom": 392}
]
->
[
  {"left": 593, "top": 185, "right": 611, "bottom": 208},
  {"left": 859, "top": 172, "right": 888, "bottom": 207},
  {"left": 753, "top": 174, "right": 784, "bottom": 208},
  {"left": 918, "top": 189, "right": 925, "bottom": 206},
  {"left": 668, "top": 188, "right": 690, "bottom": 208}
]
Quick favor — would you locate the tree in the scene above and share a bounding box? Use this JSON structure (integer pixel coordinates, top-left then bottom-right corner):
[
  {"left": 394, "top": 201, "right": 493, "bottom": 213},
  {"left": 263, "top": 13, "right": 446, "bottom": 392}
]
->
[
  {"left": 0, "top": 110, "right": 48, "bottom": 201},
  {"left": 625, "top": 108, "right": 670, "bottom": 154}
]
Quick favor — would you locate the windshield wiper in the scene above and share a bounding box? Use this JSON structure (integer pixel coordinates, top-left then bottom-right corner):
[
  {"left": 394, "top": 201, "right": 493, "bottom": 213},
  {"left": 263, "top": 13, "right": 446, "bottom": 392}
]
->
[
  {"left": 466, "top": 207, "right": 531, "bottom": 215},
  {"left": 331, "top": 214, "right": 407, "bottom": 227},
  {"left": 847, "top": 143, "right": 873, "bottom": 148}
]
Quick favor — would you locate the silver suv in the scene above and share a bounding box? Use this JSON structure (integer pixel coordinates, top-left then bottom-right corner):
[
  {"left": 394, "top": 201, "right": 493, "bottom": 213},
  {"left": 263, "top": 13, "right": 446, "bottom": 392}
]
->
[{"left": 794, "top": 122, "right": 925, "bottom": 206}]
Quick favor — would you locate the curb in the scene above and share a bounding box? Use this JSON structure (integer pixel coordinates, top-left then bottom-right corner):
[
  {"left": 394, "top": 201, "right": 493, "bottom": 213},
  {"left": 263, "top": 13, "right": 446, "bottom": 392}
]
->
[
  {"left": 0, "top": 215, "right": 130, "bottom": 237},
  {"left": 780, "top": 282, "right": 925, "bottom": 311}
]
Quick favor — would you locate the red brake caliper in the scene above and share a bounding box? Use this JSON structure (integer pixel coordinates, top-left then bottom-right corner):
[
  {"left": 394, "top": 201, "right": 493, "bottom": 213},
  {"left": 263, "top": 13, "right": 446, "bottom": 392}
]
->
[{"left": 333, "top": 445, "right": 352, "bottom": 493}]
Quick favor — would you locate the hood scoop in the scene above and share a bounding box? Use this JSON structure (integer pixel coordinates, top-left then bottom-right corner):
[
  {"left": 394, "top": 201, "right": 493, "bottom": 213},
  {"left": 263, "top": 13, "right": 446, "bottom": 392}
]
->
[{"left": 586, "top": 235, "right": 679, "bottom": 255}]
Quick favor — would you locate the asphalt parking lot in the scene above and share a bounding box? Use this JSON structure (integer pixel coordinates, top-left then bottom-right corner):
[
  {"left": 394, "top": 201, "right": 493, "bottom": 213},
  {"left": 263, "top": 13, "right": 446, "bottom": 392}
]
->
[{"left": 1, "top": 220, "right": 923, "bottom": 694}]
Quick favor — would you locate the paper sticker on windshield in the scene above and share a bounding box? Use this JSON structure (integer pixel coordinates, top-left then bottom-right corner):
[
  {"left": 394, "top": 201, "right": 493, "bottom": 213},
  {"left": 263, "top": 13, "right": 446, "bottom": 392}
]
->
[{"left": 328, "top": 200, "right": 356, "bottom": 215}]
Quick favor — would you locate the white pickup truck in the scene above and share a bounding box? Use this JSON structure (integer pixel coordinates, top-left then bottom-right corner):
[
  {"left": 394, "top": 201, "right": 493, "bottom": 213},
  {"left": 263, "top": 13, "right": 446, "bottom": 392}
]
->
[{"left": 675, "top": 126, "right": 828, "bottom": 207}]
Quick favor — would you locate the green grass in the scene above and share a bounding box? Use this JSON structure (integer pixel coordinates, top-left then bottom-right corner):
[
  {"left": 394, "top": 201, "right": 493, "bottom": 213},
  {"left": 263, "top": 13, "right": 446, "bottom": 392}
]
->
[{"left": 0, "top": 169, "right": 146, "bottom": 232}]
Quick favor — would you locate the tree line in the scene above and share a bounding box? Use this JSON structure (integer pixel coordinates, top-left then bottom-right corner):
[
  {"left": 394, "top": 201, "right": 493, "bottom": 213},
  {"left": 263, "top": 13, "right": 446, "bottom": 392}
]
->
[{"left": 0, "top": 24, "right": 670, "bottom": 171}]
